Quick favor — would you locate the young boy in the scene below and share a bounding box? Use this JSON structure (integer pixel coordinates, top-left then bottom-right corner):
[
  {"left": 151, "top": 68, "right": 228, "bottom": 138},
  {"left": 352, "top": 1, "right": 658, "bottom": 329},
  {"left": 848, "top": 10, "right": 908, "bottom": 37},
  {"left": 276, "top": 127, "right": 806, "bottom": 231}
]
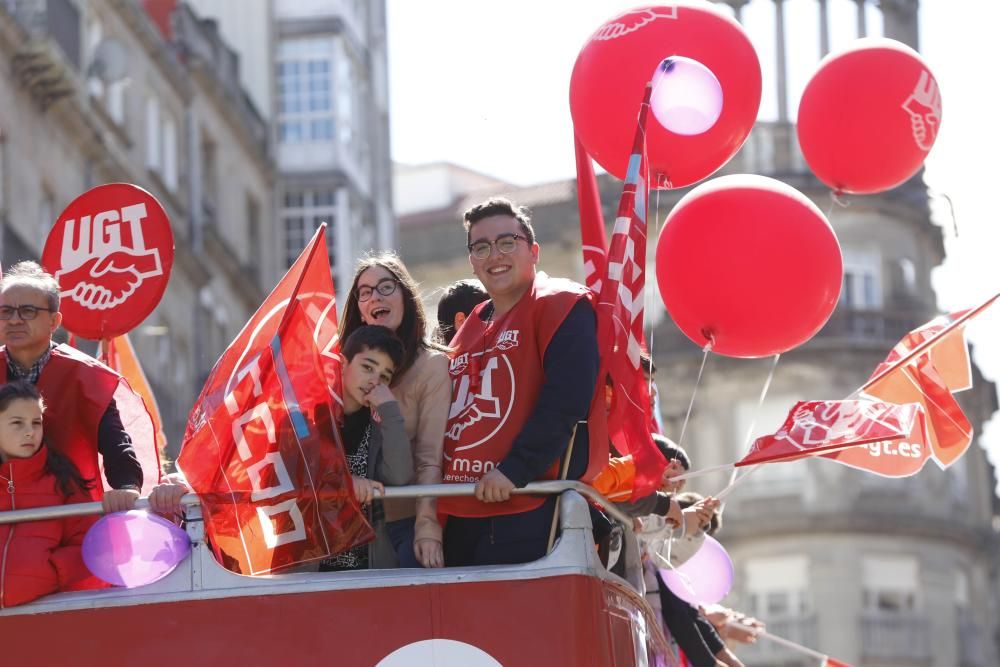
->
[{"left": 319, "top": 325, "right": 414, "bottom": 572}]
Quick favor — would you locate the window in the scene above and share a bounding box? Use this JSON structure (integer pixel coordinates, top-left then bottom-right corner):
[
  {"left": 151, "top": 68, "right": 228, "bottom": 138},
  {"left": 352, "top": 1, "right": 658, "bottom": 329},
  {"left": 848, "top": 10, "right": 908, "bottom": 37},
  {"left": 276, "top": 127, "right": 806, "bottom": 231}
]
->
[
  {"left": 281, "top": 188, "right": 337, "bottom": 268},
  {"left": 745, "top": 555, "right": 810, "bottom": 618},
  {"left": 246, "top": 194, "right": 261, "bottom": 269},
  {"left": 86, "top": 21, "right": 127, "bottom": 126},
  {"left": 840, "top": 248, "right": 882, "bottom": 310},
  {"left": 162, "top": 117, "right": 178, "bottom": 192},
  {"left": 897, "top": 258, "right": 917, "bottom": 295},
  {"left": 39, "top": 189, "right": 55, "bottom": 248},
  {"left": 277, "top": 38, "right": 335, "bottom": 143},
  {"left": 735, "top": 394, "right": 806, "bottom": 492},
  {"left": 862, "top": 555, "right": 919, "bottom": 613},
  {"left": 146, "top": 97, "right": 160, "bottom": 170}
]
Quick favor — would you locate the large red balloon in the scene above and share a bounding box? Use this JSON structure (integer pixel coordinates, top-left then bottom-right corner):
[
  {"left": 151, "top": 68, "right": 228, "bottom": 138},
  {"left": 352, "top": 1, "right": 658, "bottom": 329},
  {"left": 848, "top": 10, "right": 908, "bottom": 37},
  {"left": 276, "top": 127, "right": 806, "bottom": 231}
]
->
[
  {"left": 797, "top": 38, "right": 942, "bottom": 195},
  {"left": 570, "top": 2, "right": 761, "bottom": 189},
  {"left": 656, "top": 175, "right": 842, "bottom": 358}
]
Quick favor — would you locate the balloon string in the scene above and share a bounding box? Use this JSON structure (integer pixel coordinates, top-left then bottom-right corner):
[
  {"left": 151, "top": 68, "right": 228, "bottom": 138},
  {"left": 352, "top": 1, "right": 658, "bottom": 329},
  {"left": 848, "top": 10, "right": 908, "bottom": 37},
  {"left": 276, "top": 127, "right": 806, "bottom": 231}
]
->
[
  {"left": 717, "top": 353, "right": 780, "bottom": 516},
  {"left": 726, "top": 353, "right": 781, "bottom": 489},
  {"left": 716, "top": 463, "right": 762, "bottom": 501},
  {"left": 827, "top": 190, "right": 850, "bottom": 217},
  {"left": 677, "top": 342, "right": 711, "bottom": 448}
]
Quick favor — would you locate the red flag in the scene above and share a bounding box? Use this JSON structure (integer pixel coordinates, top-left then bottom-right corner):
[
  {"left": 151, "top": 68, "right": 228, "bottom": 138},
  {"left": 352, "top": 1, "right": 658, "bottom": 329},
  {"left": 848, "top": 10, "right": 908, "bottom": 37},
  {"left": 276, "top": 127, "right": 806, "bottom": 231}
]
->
[
  {"left": 183, "top": 226, "right": 343, "bottom": 443},
  {"left": 178, "top": 226, "right": 367, "bottom": 574},
  {"left": 595, "top": 84, "right": 666, "bottom": 500},
  {"left": 860, "top": 294, "right": 999, "bottom": 468},
  {"left": 178, "top": 301, "right": 371, "bottom": 574},
  {"left": 737, "top": 400, "right": 919, "bottom": 468},
  {"left": 576, "top": 134, "right": 607, "bottom": 293},
  {"left": 824, "top": 659, "right": 853, "bottom": 667}
]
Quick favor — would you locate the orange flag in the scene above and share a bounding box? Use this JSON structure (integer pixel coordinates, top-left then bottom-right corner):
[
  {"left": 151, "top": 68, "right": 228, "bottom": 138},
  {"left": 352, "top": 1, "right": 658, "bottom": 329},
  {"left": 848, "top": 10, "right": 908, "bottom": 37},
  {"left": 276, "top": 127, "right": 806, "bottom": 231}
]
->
[
  {"left": 860, "top": 293, "right": 999, "bottom": 468},
  {"left": 105, "top": 334, "right": 168, "bottom": 460}
]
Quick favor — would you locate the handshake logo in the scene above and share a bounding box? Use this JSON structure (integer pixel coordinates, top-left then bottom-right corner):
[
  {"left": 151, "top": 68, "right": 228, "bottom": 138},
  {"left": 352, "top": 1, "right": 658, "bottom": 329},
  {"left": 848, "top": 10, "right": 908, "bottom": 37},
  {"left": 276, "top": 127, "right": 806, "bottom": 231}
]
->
[
  {"left": 54, "top": 203, "right": 164, "bottom": 311},
  {"left": 901, "top": 70, "right": 941, "bottom": 152},
  {"left": 593, "top": 7, "right": 678, "bottom": 41}
]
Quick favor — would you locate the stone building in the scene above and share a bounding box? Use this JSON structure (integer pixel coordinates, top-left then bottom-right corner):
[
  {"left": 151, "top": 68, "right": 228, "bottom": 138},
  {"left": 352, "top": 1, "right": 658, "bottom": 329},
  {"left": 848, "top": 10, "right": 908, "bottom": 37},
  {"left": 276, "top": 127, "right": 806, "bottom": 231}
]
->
[
  {"left": 187, "top": 0, "right": 394, "bottom": 298},
  {"left": 0, "top": 0, "right": 275, "bottom": 456},
  {"left": 397, "top": 2, "right": 999, "bottom": 665}
]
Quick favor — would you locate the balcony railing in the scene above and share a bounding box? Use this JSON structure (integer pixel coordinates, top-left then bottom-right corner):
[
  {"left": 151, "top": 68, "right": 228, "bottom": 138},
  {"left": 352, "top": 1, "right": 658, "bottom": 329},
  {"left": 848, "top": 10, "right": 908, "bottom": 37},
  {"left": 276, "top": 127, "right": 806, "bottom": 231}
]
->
[
  {"left": 3, "top": 0, "right": 80, "bottom": 68},
  {"left": 860, "top": 612, "right": 932, "bottom": 661},
  {"left": 740, "top": 615, "right": 817, "bottom": 667},
  {"left": 722, "top": 121, "right": 810, "bottom": 178},
  {"left": 649, "top": 306, "right": 924, "bottom": 358},
  {"left": 958, "top": 613, "right": 987, "bottom": 667},
  {"left": 2, "top": 0, "right": 80, "bottom": 109},
  {"left": 173, "top": 4, "right": 269, "bottom": 157},
  {"left": 808, "top": 307, "right": 924, "bottom": 348}
]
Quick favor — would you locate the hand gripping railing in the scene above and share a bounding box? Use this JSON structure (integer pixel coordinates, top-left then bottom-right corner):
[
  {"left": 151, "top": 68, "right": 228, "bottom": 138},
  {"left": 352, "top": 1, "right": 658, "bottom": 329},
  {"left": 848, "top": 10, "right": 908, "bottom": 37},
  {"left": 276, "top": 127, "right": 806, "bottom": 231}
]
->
[{"left": 0, "top": 481, "right": 633, "bottom": 527}]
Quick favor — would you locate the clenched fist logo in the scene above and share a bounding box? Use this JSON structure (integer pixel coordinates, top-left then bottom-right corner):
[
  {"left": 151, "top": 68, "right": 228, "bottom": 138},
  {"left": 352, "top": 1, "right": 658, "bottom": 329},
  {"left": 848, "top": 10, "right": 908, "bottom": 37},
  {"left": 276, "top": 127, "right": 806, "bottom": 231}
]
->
[
  {"left": 901, "top": 70, "right": 941, "bottom": 151},
  {"left": 592, "top": 6, "right": 678, "bottom": 41},
  {"left": 55, "top": 248, "right": 163, "bottom": 310}
]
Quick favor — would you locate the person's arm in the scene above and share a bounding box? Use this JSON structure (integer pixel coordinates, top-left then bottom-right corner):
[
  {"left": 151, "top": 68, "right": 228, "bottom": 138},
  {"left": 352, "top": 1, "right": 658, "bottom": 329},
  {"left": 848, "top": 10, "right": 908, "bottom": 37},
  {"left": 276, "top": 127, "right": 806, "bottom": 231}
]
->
[
  {"left": 410, "top": 353, "right": 450, "bottom": 566},
  {"left": 496, "top": 299, "right": 599, "bottom": 486},
  {"left": 98, "top": 400, "right": 144, "bottom": 512},
  {"left": 617, "top": 490, "right": 673, "bottom": 518},
  {"left": 655, "top": 570, "right": 725, "bottom": 667},
  {"left": 371, "top": 395, "right": 415, "bottom": 486}
]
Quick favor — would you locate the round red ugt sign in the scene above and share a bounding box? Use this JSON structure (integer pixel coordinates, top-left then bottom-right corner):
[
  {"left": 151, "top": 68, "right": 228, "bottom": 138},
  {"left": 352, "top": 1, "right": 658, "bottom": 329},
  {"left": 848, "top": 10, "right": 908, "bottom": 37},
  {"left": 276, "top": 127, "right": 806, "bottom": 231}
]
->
[{"left": 42, "top": 183, "right": 174, "bottom": 340}]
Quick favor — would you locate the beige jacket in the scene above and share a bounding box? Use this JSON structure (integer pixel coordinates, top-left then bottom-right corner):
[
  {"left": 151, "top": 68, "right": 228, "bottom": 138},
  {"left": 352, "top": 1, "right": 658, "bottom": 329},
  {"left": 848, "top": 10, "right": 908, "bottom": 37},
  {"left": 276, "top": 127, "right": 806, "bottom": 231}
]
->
[{"left": 381, "top": 346, "right": 450, "bottom": 545}]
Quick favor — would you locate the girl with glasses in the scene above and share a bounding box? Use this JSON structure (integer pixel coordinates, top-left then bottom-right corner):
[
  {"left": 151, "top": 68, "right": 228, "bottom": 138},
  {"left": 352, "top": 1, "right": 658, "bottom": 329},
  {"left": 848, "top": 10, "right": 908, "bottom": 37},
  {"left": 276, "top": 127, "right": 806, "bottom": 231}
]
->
[{"left": 340, "top": 252, "right": 451, "bottom": 570}]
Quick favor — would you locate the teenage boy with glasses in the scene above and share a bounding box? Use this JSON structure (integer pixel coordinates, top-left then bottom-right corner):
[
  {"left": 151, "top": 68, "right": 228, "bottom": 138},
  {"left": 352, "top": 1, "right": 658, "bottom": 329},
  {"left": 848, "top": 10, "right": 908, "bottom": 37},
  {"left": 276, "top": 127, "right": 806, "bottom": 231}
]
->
[{"left": 439, "top": 197, "right": 607, "bottom": 567}]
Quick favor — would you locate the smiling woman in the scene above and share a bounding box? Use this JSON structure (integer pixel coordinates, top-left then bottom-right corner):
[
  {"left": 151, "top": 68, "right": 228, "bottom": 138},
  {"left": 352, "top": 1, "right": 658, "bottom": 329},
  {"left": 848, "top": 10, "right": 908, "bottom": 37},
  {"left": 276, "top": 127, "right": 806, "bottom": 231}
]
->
[{"left": 338, "top": 252, "right": 452, "bottom": 570}]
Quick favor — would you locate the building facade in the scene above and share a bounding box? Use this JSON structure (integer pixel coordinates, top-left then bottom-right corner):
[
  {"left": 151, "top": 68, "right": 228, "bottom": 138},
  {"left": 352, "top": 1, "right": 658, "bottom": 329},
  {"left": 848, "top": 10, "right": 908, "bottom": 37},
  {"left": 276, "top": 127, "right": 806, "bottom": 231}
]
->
[
  {"left": 188, "top": 0, "right": 394, "bottom": 299},
  {"left": 396, "top": 2, "right": 1000, "bottom": 665},
  {"left": 0, "top": 0, "right": 276, "bottom": 456}
]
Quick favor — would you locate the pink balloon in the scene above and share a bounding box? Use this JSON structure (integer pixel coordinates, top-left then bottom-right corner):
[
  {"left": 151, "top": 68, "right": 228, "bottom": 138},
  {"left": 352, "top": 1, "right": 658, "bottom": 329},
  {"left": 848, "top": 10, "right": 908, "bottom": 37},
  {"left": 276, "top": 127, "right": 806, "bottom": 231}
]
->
[
  {"left": 82, "top": 510, "right": 191, "bottom": 588},
  {"left": 650, "top": 56, "right": 724, "bottom": 136},
  {"left": 660, "top": 536, "right": 734, "bottom": 605}
]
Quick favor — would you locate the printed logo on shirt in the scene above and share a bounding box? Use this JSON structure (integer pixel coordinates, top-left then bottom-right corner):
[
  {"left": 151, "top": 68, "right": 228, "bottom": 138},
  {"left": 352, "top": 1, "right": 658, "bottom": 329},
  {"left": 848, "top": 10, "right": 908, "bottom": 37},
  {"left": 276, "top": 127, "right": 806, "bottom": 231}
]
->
[{"left": 445, "top": 350, "right": 516, "bottom": 451}]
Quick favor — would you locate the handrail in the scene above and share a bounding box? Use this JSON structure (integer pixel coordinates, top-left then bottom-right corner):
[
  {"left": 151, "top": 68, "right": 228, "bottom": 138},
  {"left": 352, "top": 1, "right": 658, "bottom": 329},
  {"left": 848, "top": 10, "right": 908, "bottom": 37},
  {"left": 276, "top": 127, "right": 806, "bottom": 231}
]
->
[{"left": 0, "top": 481, "right": 633, "bottom": 527}]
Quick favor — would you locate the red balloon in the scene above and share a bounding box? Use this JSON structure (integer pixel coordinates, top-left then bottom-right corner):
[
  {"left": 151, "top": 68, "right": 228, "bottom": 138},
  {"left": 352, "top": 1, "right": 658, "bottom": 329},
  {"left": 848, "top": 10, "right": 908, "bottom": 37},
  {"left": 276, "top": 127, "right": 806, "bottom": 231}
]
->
[
  {"left": 656, "top": 175, "right": 842, "bottom": 358},
  {"left": 570, "top": 2, "right": 760, "bottom": 189},
  {"left": 797, "top": 38, "right": 942, "bottom": 195},
  {"left": 42, "top": 183, "right": 175, "bottom": 340}
]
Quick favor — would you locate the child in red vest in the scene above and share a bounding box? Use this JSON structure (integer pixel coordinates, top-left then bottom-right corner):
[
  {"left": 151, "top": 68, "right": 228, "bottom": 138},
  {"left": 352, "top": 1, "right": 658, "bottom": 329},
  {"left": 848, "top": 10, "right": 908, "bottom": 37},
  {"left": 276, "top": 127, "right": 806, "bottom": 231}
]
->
[{"left": 0, "top": 380, "right": 100, "bottom": 608}]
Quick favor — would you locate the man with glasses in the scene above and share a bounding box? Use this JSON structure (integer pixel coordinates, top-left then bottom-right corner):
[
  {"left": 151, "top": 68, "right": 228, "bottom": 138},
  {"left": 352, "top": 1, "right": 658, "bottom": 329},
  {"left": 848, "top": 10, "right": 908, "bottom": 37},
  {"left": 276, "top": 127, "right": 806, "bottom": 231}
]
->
[
  {"left": 0, "top": 261, "right": 146, "bottom": 512},
  {"left": 439, "top": 197, "right": 605, "bottom": 566}
]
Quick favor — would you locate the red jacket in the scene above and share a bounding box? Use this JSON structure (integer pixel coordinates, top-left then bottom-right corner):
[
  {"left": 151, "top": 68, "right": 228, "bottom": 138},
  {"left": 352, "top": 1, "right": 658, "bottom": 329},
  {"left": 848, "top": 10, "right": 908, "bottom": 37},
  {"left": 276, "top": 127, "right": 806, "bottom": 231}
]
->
[{"left": 0, "top": 446, "right": 100, "bottom": 608}]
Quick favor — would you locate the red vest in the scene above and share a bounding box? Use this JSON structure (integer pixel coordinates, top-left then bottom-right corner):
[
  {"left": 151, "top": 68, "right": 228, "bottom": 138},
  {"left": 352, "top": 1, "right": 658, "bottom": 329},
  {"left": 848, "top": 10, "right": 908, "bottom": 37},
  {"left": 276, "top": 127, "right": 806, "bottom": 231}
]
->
[
  {"left": 0, "top": 345, "right": 121, "bottom": 500},
  {"left": 440, "top": 274, "right": 595, "bottom": 517}
]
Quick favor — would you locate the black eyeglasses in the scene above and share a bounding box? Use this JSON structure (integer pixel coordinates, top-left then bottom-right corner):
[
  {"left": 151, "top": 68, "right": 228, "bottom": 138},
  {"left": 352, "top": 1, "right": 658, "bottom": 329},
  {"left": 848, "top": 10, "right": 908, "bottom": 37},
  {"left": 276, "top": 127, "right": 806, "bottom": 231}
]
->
[
  {"left": 356, "top": 278, "right": 399, "bottom": 302},
  {"left": 468, "top": 233, "right": 530, "bottom": 260},
  {"left": 0, "top": 305, "right": 54, "bottom": 321}
]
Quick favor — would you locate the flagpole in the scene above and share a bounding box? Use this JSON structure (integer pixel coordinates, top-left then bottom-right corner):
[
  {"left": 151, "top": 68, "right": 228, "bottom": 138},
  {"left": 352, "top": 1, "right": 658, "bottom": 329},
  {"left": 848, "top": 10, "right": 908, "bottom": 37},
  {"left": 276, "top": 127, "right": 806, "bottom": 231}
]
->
[
  {"left": 731, "top": 625, "right": 830, "bottom": 664},
  {"left": 852, "top": 291, "right": 1000, "bottom": 397}
]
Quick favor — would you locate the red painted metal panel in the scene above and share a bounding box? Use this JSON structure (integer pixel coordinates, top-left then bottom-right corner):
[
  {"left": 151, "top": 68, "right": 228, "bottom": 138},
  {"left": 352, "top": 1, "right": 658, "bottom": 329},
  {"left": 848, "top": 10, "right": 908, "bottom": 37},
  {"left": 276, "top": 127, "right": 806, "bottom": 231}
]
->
[{"left": 4, "top": 574, "right": 670, "bottom": 665}]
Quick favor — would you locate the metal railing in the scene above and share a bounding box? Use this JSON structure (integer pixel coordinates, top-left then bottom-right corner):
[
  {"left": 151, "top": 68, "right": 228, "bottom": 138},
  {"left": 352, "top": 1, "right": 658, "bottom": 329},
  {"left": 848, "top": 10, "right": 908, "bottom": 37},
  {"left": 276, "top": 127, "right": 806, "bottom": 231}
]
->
[
  {"left": 860, "top": 612, "right": 932, "bottom": 661},
  {"left": 0, "top": 481, "right": 633, "bottom": 527}
]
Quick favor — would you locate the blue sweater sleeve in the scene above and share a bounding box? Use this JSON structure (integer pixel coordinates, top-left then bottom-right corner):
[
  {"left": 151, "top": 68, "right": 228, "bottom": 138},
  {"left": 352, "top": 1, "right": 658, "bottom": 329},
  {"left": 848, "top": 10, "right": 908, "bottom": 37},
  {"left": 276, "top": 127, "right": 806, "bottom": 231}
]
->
[{"left": 497, "top": 299, "right": 599, "bottom": 487}]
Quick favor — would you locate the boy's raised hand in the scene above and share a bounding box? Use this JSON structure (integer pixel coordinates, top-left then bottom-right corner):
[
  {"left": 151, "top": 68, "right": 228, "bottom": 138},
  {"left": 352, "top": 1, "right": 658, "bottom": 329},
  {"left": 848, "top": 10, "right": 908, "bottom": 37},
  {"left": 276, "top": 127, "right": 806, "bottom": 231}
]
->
[{"left": 363, "top": 382, "right": 396, "bottom": 408}]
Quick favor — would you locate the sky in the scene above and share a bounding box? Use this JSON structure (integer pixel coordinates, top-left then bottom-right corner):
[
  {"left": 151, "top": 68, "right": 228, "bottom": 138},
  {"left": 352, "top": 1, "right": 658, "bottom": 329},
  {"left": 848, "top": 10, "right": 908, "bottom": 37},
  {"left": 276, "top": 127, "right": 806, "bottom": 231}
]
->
[{"left": 387, "top": 0, "right": 1000, "bottom": 488}]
